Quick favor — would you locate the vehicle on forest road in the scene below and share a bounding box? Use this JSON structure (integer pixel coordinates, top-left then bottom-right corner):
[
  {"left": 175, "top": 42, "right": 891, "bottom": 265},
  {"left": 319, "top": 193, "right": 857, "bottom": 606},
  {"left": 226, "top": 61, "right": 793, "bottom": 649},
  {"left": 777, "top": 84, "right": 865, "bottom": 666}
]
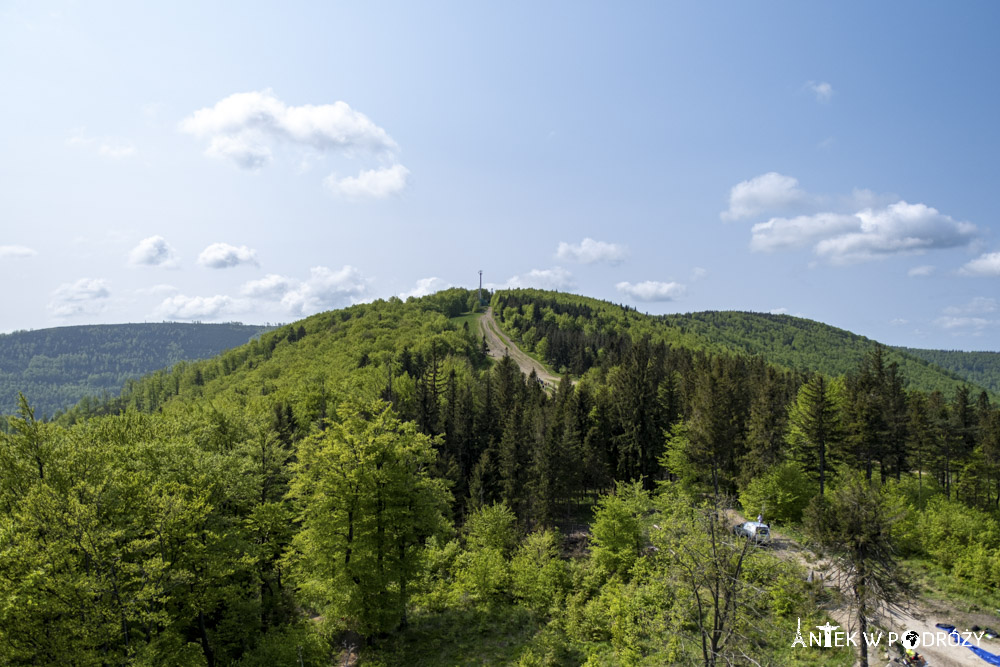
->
[{"left": 733, "top": 521, "right": 771, "bottom": 545}]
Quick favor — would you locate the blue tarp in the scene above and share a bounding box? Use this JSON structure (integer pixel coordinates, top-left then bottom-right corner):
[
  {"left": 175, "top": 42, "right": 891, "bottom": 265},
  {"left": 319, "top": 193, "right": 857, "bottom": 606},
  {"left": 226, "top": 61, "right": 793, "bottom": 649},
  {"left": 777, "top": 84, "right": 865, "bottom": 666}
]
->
[{"left": 936, "top": 624, "right": 1000, "bottom": 666}]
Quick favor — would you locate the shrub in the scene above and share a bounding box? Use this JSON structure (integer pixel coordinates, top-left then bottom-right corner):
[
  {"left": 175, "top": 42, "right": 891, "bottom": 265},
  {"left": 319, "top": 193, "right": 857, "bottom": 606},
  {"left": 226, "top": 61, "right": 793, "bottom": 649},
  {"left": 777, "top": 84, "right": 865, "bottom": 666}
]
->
[{"left": 739, "top": 461, "right": 816, "bottom": 524}]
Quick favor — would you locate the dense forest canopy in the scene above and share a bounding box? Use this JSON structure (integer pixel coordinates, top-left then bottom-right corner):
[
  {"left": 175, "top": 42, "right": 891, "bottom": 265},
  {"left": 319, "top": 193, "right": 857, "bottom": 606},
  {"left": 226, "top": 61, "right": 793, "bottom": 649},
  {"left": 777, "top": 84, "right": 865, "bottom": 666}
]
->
[
  {"left": 2, "top": 288, "right": 999, "bottom": 665},
  {"left": 0, "top": 322, "right": 271, "bottom": 417},
  {"left": 657, "top": 309, "right": 985, "bottom": 397},
  {"left": 897, "top": 346, "right": 1000, "bottom": 396}
]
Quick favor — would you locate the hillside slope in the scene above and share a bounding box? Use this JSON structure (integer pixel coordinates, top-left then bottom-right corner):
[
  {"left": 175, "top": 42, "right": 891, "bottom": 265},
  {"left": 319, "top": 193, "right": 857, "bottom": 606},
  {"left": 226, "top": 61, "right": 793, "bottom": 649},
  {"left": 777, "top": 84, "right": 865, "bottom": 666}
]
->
[
  {"left": 657, "top": 310, "right": 985, "bottom": 396},
  {"left": 896, "top": 346, "right": 1000, "bottom": 396},
  {"left": 0, "top": 322, "right": 270, "bottom": 416},
  {"left": 491, "top": 290, "right": 986, "bottom": 396}
]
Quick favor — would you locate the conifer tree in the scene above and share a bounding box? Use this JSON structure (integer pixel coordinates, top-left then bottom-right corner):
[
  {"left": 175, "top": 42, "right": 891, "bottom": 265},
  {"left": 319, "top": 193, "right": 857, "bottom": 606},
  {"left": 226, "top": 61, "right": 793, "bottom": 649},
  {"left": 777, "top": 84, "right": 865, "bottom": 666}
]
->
[{"left": 787, "top": 374, "right": 841, "bottom": 495}]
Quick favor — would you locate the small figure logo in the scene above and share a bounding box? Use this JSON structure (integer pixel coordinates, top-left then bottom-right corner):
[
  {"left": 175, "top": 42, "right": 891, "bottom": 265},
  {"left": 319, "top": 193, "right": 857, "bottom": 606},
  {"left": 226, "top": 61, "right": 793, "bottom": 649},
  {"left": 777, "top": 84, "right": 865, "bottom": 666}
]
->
[
  {"left": 816, "top": 622, "right": 840, "bottom": 648},
  {"left": 791, "top": 618, "right": 806, "bottom": 648},
  {"left": 903, "top": 630, "right": 920, "bottom": 649}
]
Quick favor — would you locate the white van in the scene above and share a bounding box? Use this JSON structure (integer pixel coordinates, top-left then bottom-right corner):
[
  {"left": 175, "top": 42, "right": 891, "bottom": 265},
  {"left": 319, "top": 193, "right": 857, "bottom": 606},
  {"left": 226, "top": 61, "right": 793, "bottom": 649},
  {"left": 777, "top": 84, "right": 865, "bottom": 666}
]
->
[{"left": 733, "top": 521, "right": 771, "bottom": 545}]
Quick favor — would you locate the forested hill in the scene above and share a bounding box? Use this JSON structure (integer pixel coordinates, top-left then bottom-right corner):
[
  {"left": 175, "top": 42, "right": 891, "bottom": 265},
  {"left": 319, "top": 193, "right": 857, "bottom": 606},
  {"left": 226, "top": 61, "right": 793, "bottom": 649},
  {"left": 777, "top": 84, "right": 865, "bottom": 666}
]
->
[
  {"left": 895, "top": 346, "right": 1000, "bottom": 396},
  {"left": 656, "top": 310, "right": 985, "bottom": 397},
  {"left": 10, "top": 287, "right": 1000, "bottom": 665},
  {"left": 0, "top": 322, "right": 270, "bottom": 416},
  {"left": 491, "top": 291, "right": 984, "bottom": 397}
]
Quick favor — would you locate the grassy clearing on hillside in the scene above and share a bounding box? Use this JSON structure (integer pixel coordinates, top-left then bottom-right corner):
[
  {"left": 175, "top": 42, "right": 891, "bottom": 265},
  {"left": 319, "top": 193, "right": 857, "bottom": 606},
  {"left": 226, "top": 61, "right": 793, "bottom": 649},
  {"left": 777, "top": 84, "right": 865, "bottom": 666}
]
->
[
  {"left": 449, "top": 311, "right": 483, "bottom": 331},
  {"left": 907, "top": 557, "right": 1000, "bottom": 616}
]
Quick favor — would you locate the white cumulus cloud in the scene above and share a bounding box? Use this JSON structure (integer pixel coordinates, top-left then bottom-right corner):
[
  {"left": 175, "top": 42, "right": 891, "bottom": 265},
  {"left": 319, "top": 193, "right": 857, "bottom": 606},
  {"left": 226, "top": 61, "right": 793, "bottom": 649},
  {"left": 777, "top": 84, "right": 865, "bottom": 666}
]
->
[
  {"left": 616, "top": 280, "right": 686, "bottom": 302},
  {"left": 555, "top": 238, "right": 628, "bottom": 265},
  {"left": 135, "top": 284, "right": 179, "bottom": 296},
  {"left": 721, "top": 172, "right": 810, "bottom": 221},
  {"left": 908, "top": 265, "right": 935, "bottom": 277},
  {"left": 400, "top": 277, "right": 451, "bottom": 299},
  {"left": 156, "top": 294, "right": 237, "bottom": 321},
  {"left": 934, "top": 316, "right": 995, "bottom": 333},
  {"left": 128, "top": 235, "right": 179, "bottom": 268},
  {"left": 933, "top": 298, "right": 999, "bottom": 336},
  {"left": 241, "top": 274, "right": 296, "bottom": 300},
  {"left": 48, "top": 278, "right": 111, "bottom": 317},
  {"left": 281, "top": 265, "right": 369, "bottom": 316},
  {"left": 751, "top": 201, "right": 977, "bottom": 264},
  {"left": 806, "top": 80, "right": 834, "bottom": 103},
  {"left": 504, "top": 267, "right": 575, "bottom": 291},
  {"left": 0, "top": 245, "right": 37, "bottom": 258},
  {"left": 750, "top": 212, "right": 858, "bottom": 253},
  {"left": 198, "top": 242, "right": 259, "bottom": 269},
  {"left": 961, "top": 251, "right": 1000, "bottom": 277},
  {"left": 180, "top": 90, "right": 407, "bottom": 196},
  {"left": 943, "top": 297, "right": 997, "bottom": 316},
  {"left": 325, "top": 164, "right": 409, "bottom": 199}
]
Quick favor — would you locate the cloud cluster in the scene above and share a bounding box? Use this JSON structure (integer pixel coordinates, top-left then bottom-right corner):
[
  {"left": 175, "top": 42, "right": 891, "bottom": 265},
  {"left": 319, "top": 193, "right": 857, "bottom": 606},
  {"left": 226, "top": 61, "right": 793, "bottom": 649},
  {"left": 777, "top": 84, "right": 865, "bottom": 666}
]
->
[
  {"left": 400, "top": 277, "right": 451, "bottom": 299},
  {"left": 721, "top": 172, "right": 810, "bottom": 222},
  {"left": 235, "top": 265, "right": 370, "bottom": 317},
  {"left": 751, "top": 201, "right": 976, "bottom": 264},
  {"left": 0, "top": 245, "right": 37, "bottom": 258},
  {"left": 943, "top": 297, "right": 997, "bottom": 316},
  {"left": 152, "top": 264, "right": 371, "bottom": 322},
  {"left": 555, "top": 238, "right": 628, "bottom": 265},
  {"left": 725, "top": 173, "right": 979, "bottom": 265},
  {"left": 198, "top": 242, "right": 259, "bottom": 269},
  {"left": 156, "top": 294, "right": 236, "bottom": 320},
  {"left": 504, "top": 267, "right": 575, "bottom": 291},
  {"left": 806, "top": 80, "right": 834, "bottom": 103},
  {"left": 280, "top": 266, "right": 369, "bottom": 315},
  {"left": 48, "top": 278, "right": 111, "bottom": 317},
  {"left": 240, "top": 273, "right": 296, "bottom": 300},
  {"left": 128, "top": 236, "right": 179, "bottom": 268},
  {"left": 908, "top": 265, "right": 935, "bottom": 278},
  {"left": 961, "top": 252, "right": 1000, "bottom": 277},
  {"left": 616, "top": 280, "right": 685, "bottom": 302},
  {"left": 180, "top": 90, "right": 407, "bottom": 198},
  {"left": 933, "top": 297, "right": 999, "bottom": 335},
  {"left": 326, "top": 164, "right": 409, "bottom": 199}
]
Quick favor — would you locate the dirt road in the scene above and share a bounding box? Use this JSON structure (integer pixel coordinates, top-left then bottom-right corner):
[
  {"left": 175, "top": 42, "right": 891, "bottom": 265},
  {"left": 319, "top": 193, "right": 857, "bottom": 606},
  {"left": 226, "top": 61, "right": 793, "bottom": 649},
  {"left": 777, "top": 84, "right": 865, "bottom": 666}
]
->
[
  {"left": 754, "top": 517, "right": 991, "bottom": 667},
  {"left": 477, "top": 307, "right": 563, "bottom": 389}
]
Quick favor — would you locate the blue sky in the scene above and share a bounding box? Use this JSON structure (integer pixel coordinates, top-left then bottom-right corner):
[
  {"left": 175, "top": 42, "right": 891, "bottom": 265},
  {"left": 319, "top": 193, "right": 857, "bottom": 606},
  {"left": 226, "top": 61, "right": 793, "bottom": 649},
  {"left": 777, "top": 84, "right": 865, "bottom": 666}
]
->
[{"left": 2, "top": 1, "right": 999, "bottom": 350}]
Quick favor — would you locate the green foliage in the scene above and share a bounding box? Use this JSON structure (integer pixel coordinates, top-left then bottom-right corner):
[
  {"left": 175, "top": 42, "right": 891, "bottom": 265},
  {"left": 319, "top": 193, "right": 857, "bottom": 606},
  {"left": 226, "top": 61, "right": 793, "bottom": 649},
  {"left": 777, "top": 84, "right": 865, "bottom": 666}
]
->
[
  {"left": 899, "top": 494, "right": 1000, "bottom": 572},
  {"left": 511, "top": 529, "right": 568, "bottom": 613},
  {"left": 739, "top": 461, "right": 817, "bottom": 524},
  {"left": 453, "top": 503, "right": 518, "bottom": 605},
  {"left": 288, "top": 400, "right": 451, "bottom": 638},
  {"left": 234, "top": 622, "right": 329, "bottom": 667},
  {"left": 589, "top": 481, "right": 652, "bottom": 579},
  {"left": 465, "top": 503, "right": 518, "bottom": 554},
  {"left": 3, "top": 287, "right": 996, "bottom": 666},
  {"left": 805, "top": 472, "right": 911, "bottom": 666}
]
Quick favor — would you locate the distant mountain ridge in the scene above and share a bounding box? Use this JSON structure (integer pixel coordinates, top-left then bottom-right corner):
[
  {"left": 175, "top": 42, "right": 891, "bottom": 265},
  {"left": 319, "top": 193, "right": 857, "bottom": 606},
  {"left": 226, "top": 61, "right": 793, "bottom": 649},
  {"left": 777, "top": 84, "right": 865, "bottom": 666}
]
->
[
  {"left": 894, "top": 347, "right": 1000, "bottom": 396},
  {"left": 657, "top": 310, "right": 994, "bottom": 397},
  {"left": 0, "top": 322, "right": 271, "bottom": 416}
]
